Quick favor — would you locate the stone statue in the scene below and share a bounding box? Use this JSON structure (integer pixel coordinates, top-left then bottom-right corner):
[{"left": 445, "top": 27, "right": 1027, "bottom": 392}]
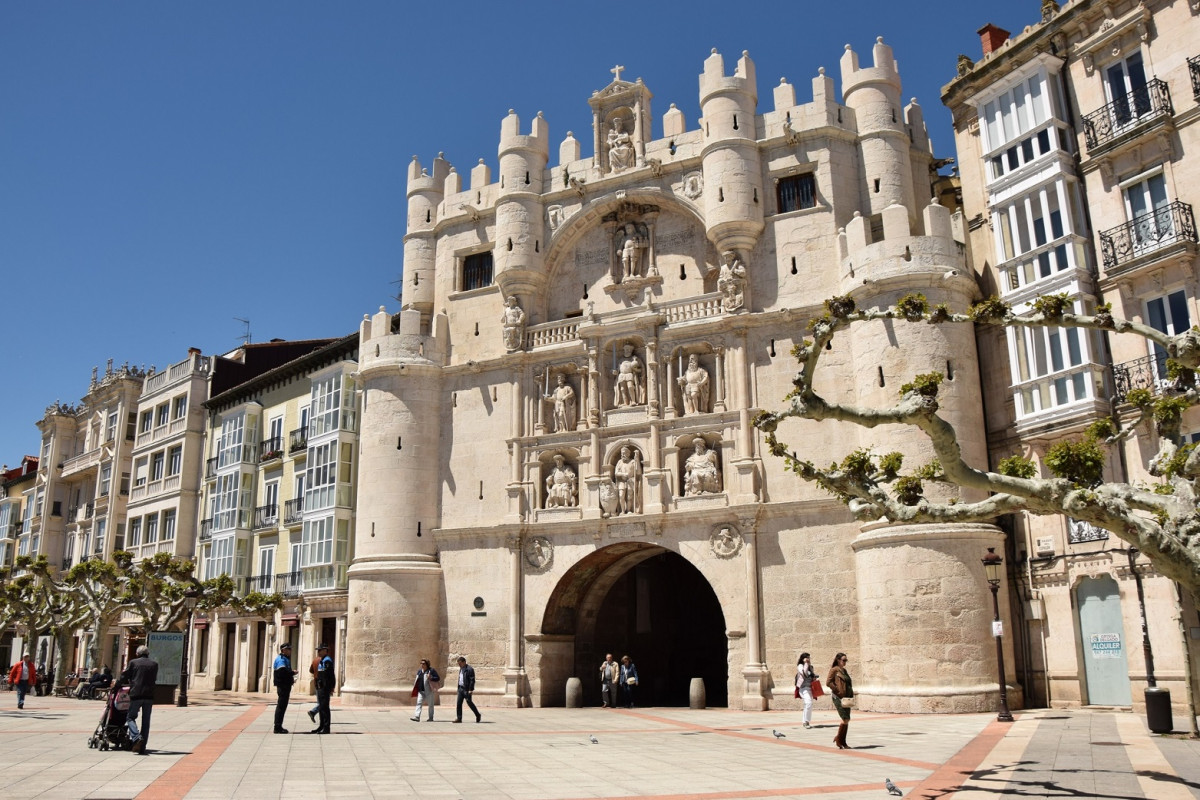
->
[
  {"left": 543, "top": 373, "right": 577, "bottom": 433},
  {"left": 615, "top": 223, "right": 647, "bottom": 281},
  {"left": 717, "top": 251, "right": 747, "bottom": 312},
  {"left": 613, "top": 445, "right": 642, "bottom": 515},
  {"left": 611, "top": 343, "right": 645, "bottom": 407},
  {"left": 677, "top": 353, "right": 710, "bottom": 416},
  {"left": 501, "top": 296, "right": 527, "bottom": 351},
  {"left": 684, "top": 437, "right": 722, "bottom": 496},
  {"left": 545, "top": 454, "right": 577, "bottom": 508},
  {"left": 607, "top": 117, "right": 635, "bottom": 173}
]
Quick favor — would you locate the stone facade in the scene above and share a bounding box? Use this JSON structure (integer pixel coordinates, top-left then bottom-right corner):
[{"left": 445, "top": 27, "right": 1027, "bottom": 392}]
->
[
  {"left": 943, "top": 0, "right": 1200, "bottom": 715},
  {"left": 345, "top": 43, "right": 1016, "bottom": 713}
]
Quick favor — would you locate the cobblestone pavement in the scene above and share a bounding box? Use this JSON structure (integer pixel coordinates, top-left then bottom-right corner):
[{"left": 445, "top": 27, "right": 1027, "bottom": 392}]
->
[{"left": 0, "top": 693, "right": 1196, "bottom": 799}]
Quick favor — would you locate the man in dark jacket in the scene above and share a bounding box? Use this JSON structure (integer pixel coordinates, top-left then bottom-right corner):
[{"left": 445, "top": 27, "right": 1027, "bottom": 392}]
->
[
  {"left": 453, "top": 656, "right": 481, "bottom": 724},
  {"left": 121, "top": 645, "right": 159, "bottom": 754},
  {"left": 272, "top": 643, "right": 297, "bottom": 734},
  {"left": 311, "top": 643, "right": 334, "bottom": 734}
]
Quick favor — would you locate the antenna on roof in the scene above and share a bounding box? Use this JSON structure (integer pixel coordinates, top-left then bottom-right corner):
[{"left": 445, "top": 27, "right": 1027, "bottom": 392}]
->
[
  {"left": 234, "top": 317, "right": 252, "bottom": 346},
  {"left": 389, "top": 276, "right": 404, "bottom": 305}
]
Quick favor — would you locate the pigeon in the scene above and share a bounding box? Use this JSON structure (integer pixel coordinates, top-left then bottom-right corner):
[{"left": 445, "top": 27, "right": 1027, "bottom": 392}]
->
[
  {"left": 885, "top": 778, "right": 902, "bottom": 796},
  {"left": 772, "top": 729, "right": 785, "bottom": 738},
  {"left": 589, "top": 735, "right": 599, "bottom": 744}
]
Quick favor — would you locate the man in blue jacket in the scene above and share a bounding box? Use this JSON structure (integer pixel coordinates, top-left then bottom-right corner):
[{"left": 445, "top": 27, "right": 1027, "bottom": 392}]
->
[
  {"left": 272, "top": 643, "right": 297, "bottom": 734},
  {"left": 453, "top": 656, "right": 481, "bottom": 723},
  {"left": 311, "top": 643, "right": 334, "bottom": 734}
]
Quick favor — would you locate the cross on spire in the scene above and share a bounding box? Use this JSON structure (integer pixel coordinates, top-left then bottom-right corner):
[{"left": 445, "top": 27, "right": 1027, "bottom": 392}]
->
[{"left": 610, "top": 64, "right": 625, "bottom": 82}]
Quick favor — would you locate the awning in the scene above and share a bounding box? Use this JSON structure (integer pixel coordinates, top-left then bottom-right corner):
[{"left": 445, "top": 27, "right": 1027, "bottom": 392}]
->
[{"left": 280, "top": 614, "right": 300, "bottom": 628}]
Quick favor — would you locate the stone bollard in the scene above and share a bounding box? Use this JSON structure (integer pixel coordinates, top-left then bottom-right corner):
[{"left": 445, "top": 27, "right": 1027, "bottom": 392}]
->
[
  {"left": 689, "top": 677, "right": 706, "bottom": 709},
  {"left": 566, "top": 677, "right": 583, "bottom": 708}
]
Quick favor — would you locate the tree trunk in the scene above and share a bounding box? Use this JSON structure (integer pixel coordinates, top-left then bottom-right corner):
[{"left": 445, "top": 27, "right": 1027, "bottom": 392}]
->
[{"left": 1176, "top": 584, "right": 1200, "bottom": 737}]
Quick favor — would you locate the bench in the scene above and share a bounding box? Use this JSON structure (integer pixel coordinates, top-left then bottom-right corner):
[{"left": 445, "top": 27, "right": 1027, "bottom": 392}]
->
[{"left": 54, "top": 676, "right": 81, "bottom": 697}]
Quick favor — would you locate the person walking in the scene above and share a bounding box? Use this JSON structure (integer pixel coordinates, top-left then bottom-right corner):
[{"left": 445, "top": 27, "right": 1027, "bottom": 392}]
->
[
  {"left": 827, "top": 652, "right": 854, "bottom": 749},
  {"left": 305, "top": 651, "right": 320, "bottom": 724},
  {"left": 311, "top": 643, "right": 334, "bottom": 734},
  {"left": 272, "top": 643, "right": 297, "bottom": 734},
  {"left": 121, "top": 645, "right": 159, "bottom": 754},
  {"left": 619, "top": 655, "right": 639, "bottom": 709},
  {"left": 796, "top": 652, "right": 816, "bottom": 729},
  {"left": 599, "top": 653, "right": 620, "bottom": 708},
  {"left": 453, "top": 656, "right": 481, "bottom": 723},
  {"left": 8, "top": 654, "right": 36, "bottom": 710},
  {"left": 409, "top": 659, "right": 440, "bottom": 722}
]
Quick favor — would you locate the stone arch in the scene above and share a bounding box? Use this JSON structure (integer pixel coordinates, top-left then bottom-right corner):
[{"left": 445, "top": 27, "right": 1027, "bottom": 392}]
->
[{"left": 536, "top": 541, "right": 730, "bottom": 707}]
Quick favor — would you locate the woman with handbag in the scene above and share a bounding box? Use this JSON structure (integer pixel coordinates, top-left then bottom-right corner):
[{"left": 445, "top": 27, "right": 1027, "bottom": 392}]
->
[
  {"left": 826, "top": 652, "right": 853, "bottom": 749},
  {"left": 620, "top": 655, "right": 639, "bottom": 709},
  {"left": 795, "top": 652, "right": 818, "bottom": 729}
]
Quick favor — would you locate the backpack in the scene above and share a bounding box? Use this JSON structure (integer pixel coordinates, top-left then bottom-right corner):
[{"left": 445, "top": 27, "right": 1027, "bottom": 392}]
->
[{"left": 113, "top": 686, "right": 131, "bottom": 711}]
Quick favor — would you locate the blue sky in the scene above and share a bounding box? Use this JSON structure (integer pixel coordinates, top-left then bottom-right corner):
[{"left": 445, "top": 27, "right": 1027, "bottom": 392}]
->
[{"left": 0, "top": 1, "right": 1034, "bottom": 462}]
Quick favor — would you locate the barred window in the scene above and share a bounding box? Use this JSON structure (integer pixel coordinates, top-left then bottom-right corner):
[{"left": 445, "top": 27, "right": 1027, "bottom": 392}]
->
[
  {"left": 776, "top": 174, "right": 816, "bottom": 213},
  {"left": 462, "top": 251, "right": 494, "bottom": 291}
]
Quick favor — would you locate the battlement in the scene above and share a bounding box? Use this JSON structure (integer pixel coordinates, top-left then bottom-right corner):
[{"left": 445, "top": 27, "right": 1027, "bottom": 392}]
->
[
  {"left": 840, "top": 37, "right": 901, "bottom": 97},
  {"left": 359, "top": 307, "right": 444, "bottom": 369},
  {"left": 699, "top": 49, "right": 758, "bottom": 105},
  {"left": 499, "top": 109, "right": 550, "bottom": 155},
  {"left": 837, "top": 200, "right": 965, "bottom": 292},
  {"left": 407, "top": 153, "right": 452, "bottom": 194}
]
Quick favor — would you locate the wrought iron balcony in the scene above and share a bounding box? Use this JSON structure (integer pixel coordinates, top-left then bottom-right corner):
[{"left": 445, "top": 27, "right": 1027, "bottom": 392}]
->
[
  {"left": 1068, "top": 518, "right": 1108, "bottom": 544},
  {"left": 1111, "top": 354, "right": 1177, "bottom": 405},
  {"left": 288, "top": 427, "right": 308, "bottom": 454},
  {"left": 244, "top": 573, "right": 275, "bottom": 593},
  {"left": 253, "top": 504, "right": 279, "bottom": 530},
  {"left": 275, "top": 570, "right": 303, "bottom": 598},
  {"left": 283, "top": 497, "right": 304, "bottom": 525},
  {"left": 1099, "top": 201, "right": 1197, "bottom": 271},
  {"left": 1190, "top": 55, "right": 1200, "bottom": 101},
  {"left": 259, "top": 436, "right": 283, "bottom": 462},
  {"left": 199, "top": 518, "right": 213, "bottom": 542},
  {"left": 1083, "top": 78, "right": 1173, "bottom": 152}
]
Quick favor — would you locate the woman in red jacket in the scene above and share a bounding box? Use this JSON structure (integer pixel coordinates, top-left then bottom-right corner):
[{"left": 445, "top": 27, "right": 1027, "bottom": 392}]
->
[{"left": 8, "top": 654, "right": 36, "bottom": 709}]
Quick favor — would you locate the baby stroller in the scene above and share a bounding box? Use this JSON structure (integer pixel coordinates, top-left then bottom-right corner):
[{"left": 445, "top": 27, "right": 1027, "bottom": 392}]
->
[{"left": 87, "top": 683, "right": 132, "bottom": 751}]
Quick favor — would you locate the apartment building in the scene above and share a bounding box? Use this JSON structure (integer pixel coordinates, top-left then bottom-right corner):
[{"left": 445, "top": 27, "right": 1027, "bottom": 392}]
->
[
  {"left": 0, "top": 457, "right": 37, "bottom": 666},
  {"left": 943, "top": 0, "right": 1200, "bottom": 713},
  {"left": 192, "top": 336, "right": 358, "bottom": 695}
]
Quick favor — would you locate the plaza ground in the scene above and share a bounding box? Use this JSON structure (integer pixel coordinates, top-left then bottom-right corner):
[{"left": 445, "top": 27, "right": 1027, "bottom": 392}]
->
[{"left": 1, "top": 692, "right": 1199, "bottom": 799}]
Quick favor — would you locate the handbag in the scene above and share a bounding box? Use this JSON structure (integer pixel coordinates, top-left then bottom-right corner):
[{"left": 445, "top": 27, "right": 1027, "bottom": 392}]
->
[
  {"left": 810, "top": 678, "right": 824, "bottom": 698},
  {"left": 794, "top": 685, "right": 800, "bottom": 698},
  {"left": 626, "top": 676, "right": 638, "bottom": 685}
]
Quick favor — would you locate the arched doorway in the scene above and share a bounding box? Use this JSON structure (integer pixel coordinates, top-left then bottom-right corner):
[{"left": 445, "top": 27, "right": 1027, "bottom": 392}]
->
[{"left": 540, "top": 543, "right": 728, "bottom": 707}]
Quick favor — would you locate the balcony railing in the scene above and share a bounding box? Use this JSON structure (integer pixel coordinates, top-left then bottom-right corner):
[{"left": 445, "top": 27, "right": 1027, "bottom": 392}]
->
[
  {"left": 61, "top": 447, "right": 103, "bottom": 477},
  {"left": 260, "top": 436, "right": 283, "bottom": 462},
  {"left": 276, "top": 571, "right": 303, "bottom": 597},
  {"left": 1111, "top": 354, "right": 1176, "bottom": 405},
  {"left": 253, "top": 504, "right": 279, "bottom": 530},
  {"left": 288, "top": 427, "right": 308, "bottom": 454},
  {"left": 199, "top": 518, "right": 213, "bottom": 542},
  {"left": 1189, "top": 55, "right": 1200, "bottom": 101},
  {"left": 1099, "top": 201, "right": 1197, "bottom": 271},
  {"left": 205, "top": 457, "right": 218, "bottom": 479},
  {"left": 283, "top": 497, "right": 304, "bottom": 525},
  {"left": 1083, "top": 79, "right": 1173, "bottom": 152},
  {"left": 244, "top": 573, "right": 275, "bottom": 593}
]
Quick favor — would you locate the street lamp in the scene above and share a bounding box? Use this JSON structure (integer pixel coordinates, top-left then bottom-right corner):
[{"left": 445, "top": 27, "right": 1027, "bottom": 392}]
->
[
  {"left": 982, "top": 547, "right": 1014, "bottom": 722},
  {"left": 176, "top": 588, "right": 201, "bottom": 708}
]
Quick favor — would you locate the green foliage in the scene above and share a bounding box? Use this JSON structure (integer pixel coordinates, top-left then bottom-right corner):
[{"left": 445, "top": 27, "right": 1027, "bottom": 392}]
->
[
  {"left": 1166, "top": 360, "right": 1196, "bottom": 389},
  {"left": 1153, "top": 482, "right": 1176, "bottom": 495},
  {"left": 825, "top": 295, "right": 856, "bottom": 319},
  {"left": 915, "top": 459, "right": 944, "bottom": 480},
  {"left": 1125, "top": 388, "right": 1154, "bottom": 409},
  {"left": 1085, "top": 418, "right": 1116, "bottom": 441},
  {"left": 1045, "top": 436, "right": 1107, "bottom": 488},
  {"left": 997, "top": 454, "right": 1038, "bottom": 479},
  {"left": 895, "top": 293, "right": 928, "bottom": 321},
  {"left": 235, "top": 591, "right": 285, "bottom": 619},
  {"left": 900, "top": 372, "right": 944, "bottom": 398},
  {"left": 928, "top": 304, "right": 952, "bottom": 323},
  {"left": 1094, "top": 302, "right": 1115, "bottom": 329},
  {"left": 894, "top": 475, "right": 924, "bottom": 505},
  {"left": 878, "top": 451, "right": 904, "bottom": 476},
  {"left": 839, "top": 449, "right": 874, "bottom": 480},
  {"left": 1159, "top": 442, "right": 1196, "bottom": 480},
  {"left": 1030, "top": 293, "right": 1072, "bottom": 319},
  {"left": 791, "top": 340, "right": 812, "bottom": 360},
  {"left": 1153, "top": 396, "right": 1191, "bottom": 425},
  {"left": 968, "top": 296, "right": 1011, "bottom": 322}
]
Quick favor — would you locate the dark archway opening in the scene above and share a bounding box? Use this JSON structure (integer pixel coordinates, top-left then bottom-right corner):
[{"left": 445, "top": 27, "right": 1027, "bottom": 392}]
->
[{"left": 575, "top": 550, "right": 727, "bottom": 707}]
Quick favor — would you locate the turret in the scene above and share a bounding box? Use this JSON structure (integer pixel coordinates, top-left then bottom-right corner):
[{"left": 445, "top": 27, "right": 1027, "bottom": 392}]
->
[
  {"left": 495, "top": 109, "right": 551, "bottom": 303},
  {"left": 404, "top": 153, "right": 451, "bottom": 317},
  {"left": 841, "top": 37, "right": 918, "bottom": 225},
  {"left": 698, "top": 49, "right": 764, "bottom": 256}
]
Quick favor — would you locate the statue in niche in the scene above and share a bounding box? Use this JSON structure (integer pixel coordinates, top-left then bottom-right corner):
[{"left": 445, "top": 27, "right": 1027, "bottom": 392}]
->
[
  {"left": 543, "top": 373, "right": 577, "bottom": 433},
  {"left": 615, "top": 222, "right": 648, "bottom": 281},
  {"left": 717, "top": 251, "right": 748, "bottom": 312},
  {"left": 613, "top": 445, "right": 642, "bottom": 516},
  {"left": 545, "top": 454, "right": 577, "bottom": 508},
  {"left": 611, "top": 343, "right": 645, "bottom": 408},
  {"left": 677, "top": 353, "right": 710, "bottom": 416},
  {"left": 684, "top": 437, "right": 722, "bottom": 496},
  {"left": 607, "top": 117, "right": 635, "bottom": 173},
  {"left": 501, "top": 296, "right": 527, "bottom": 351}
]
